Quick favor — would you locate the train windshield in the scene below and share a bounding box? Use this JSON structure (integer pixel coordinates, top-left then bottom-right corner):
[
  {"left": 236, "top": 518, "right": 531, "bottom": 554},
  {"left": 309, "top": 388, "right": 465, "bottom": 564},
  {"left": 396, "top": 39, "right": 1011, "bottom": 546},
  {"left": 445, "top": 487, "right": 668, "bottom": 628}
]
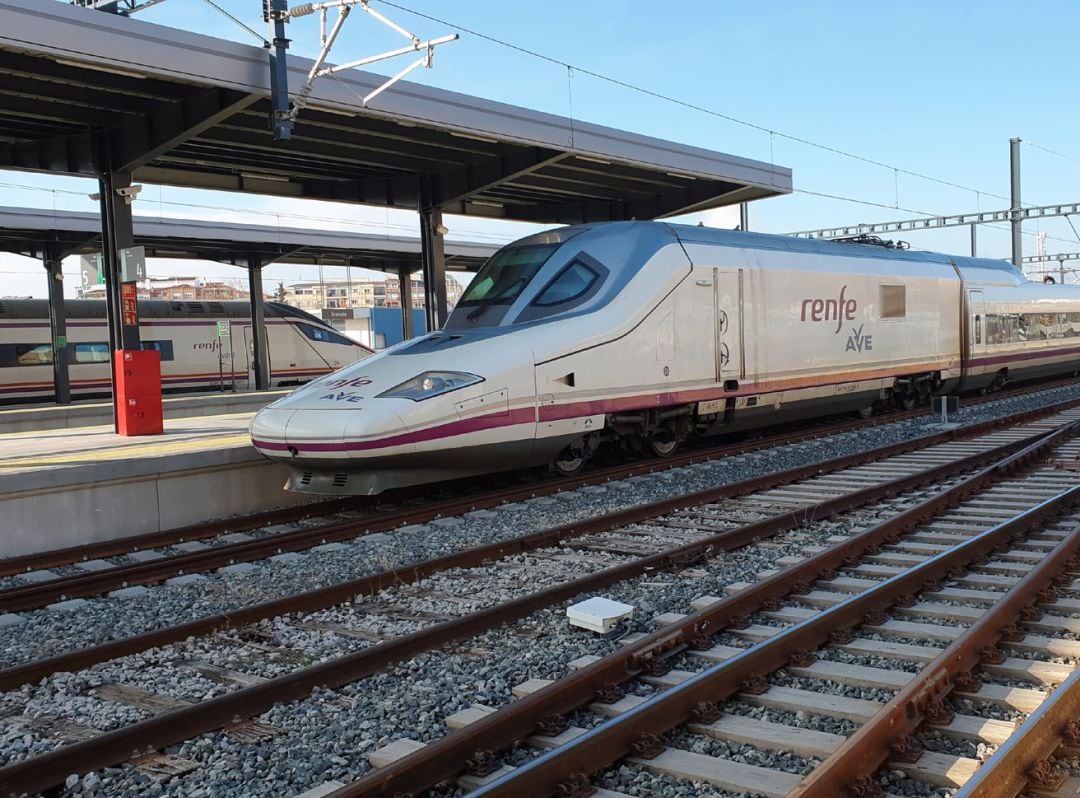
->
[{"left": 458, "top": 243, "right": 559, "bottom": 310}]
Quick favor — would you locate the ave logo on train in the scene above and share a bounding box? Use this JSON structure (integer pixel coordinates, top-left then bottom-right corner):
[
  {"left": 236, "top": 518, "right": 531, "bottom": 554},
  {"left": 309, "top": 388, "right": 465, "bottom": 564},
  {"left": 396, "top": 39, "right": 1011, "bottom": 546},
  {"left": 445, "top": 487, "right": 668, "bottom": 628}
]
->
[{"left": 800, "top": 285, "right": 873, "bottom": 353}]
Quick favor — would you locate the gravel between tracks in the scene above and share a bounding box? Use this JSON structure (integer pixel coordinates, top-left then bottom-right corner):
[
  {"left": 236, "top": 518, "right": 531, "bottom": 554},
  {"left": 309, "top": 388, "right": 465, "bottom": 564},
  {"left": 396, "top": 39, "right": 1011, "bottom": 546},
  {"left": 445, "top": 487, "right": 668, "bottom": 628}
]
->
[
  {"left": 4, "top": 382, "right": 1080, "bottom": 797},
  {"left": 6, "top": 382, "right": 1078, "bottom": 669}
]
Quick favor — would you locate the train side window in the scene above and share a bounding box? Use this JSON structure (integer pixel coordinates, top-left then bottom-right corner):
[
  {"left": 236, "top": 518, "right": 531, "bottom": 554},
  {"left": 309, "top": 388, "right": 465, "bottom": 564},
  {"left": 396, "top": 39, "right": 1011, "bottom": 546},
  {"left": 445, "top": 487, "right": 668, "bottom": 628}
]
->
[
  {"left": 533, "top": 261, "right": 599, "bottom": 306},
  {"left": 1060, "top": 313, "right": 1077, "bottom": 338},
  {"left": 141, "top": 340, "right": 175, "bottom": 361},
  {"left": 0, "top": 343, "right": 53, "bottom": 367},
  {"left": 515, "top": 253, "right": 609, "bottom": 324},
  {"left": 880, "top": 285, "right": 906, "bottom": 318},
  {"left": 974, "top": 315, "right": 981, "bottom": 344},
  {"left": 74, "top": 342, "right": 110, "bottom": 363},
  {"left": 296, "top": 322, "right": 354, "bottom": 346}
]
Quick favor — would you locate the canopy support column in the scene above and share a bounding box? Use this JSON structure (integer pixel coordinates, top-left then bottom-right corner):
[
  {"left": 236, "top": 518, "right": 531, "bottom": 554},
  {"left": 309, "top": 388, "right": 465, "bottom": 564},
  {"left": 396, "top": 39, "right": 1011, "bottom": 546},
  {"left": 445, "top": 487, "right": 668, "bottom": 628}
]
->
[
  {"left": 98, "top": 170, "right": 140, "bottom": 353},
  {"left": 418, "top": 177, "right": 447, "bottom": 331},
  {"left": 247, "top": 254, "right": 270, "bottom": 391},
  {"left": 98, "top": 168, "right": 139, "bottom": 432},
  {"left": 398, "top": 264, "right": 415, "bottom": 341},
  {"left": 43, "top": 242, "right": 70, "bottom": 405}
]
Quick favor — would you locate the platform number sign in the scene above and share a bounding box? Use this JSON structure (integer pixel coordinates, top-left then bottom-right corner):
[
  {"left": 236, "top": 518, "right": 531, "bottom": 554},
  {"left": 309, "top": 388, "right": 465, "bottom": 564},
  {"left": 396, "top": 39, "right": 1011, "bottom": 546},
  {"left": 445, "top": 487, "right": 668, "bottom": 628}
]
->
[
  {"left": 120, "top": 246, "right": 146, "bottom": 283},
  {"left": 217, "top": 320, "right": 230, "bottom": 338},
  {"left": 80, "top": 255, "right": 105, "bottom": 288}
]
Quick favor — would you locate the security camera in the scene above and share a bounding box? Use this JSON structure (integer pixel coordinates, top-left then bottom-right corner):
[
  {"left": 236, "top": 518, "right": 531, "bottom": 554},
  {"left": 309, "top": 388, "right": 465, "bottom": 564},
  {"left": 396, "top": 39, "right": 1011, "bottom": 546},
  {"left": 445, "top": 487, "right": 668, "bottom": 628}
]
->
[
  {"left": 434, "top": 223, "right": 449, "bottom": 236},
  {"left": 115, "top": 185, "right": 143, "bottom": 204}
]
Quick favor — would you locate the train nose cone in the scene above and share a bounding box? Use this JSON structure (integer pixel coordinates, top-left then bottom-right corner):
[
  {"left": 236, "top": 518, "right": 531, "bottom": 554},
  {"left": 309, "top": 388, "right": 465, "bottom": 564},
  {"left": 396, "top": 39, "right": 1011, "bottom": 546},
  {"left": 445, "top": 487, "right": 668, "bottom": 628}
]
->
[
  {"left": 342, "top": 405, "right": 413, "bottom": 461},
  {"left": 250, "top": 407, "right": 296, "bottom": 459},
  {"left": 255, "top": 404, "right": 411, "bottom": 463}
]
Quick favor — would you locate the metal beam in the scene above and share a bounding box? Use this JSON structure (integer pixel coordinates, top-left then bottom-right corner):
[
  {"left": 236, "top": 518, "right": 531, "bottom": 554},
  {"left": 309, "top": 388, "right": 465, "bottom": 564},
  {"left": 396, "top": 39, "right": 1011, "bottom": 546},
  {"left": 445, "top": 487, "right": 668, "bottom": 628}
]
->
[
  {"left": 43, "top": 242, "right": 70, "bottom": 405},
  {"left": 789, "top": 201, "right": 1080, "bottom": 239},
  {"left": 0, "top": 88, "right": 257, "bottom": 175},
  {"left": 432, "top": 148, "right": 569, "bottom": 208},
  {"left": 247, "top": 255, "right": 270, "bottom": 391},
  {"left": 507, "top": 179, "right": 752, "bottom": 225},
  {"left": 1010, "top": 137, "right": 1023, "bottom": 267},
  {"left": 418, "top": 177, "right": 447, "bottom": 330},
  {"left": 1023, "top": 252, "right": 1080, "bottom": 263},
  {"left": 397, "top": 263, "right": 414, "bottom": 341},
  {"left": 109, "top": 87, "right": 259, "bottom": 173}
]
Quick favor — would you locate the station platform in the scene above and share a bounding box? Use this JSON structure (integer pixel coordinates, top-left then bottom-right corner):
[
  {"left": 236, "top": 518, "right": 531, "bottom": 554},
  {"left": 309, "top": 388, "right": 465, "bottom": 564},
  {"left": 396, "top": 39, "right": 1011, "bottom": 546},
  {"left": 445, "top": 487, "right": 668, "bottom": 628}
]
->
[
  {"left": 0, "top": 388, "right": 290, "bottom": 433},
  {"left": 0, "top": 401, "right": 312, "bottom": 558}
]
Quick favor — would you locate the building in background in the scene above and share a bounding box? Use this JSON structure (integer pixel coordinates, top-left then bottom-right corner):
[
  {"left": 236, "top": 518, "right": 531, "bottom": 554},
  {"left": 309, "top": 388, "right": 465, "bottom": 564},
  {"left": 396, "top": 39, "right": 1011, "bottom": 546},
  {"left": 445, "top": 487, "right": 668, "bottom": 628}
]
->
[
  {"left": 146, "top": 281, "right": 249, "bottom": 301},
  {"left": 77, "top": 275, "right": 252, "bottom": 301},
  {"left": 282, "top": 275, "right": 463, "bottom": 312},
  {"left": 322, "top": 306, "right": 427, "bottom": 350},
  {"left": 71, "top": 269, "right": 466, "bottom": 351}
]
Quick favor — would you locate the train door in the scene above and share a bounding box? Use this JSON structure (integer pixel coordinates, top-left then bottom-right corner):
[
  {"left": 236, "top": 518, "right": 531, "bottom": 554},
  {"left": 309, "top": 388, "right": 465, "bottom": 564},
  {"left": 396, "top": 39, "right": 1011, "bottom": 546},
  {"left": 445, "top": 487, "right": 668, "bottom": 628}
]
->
[
  {"left": 674, "top": 267, "right": 719, "bottom": 383},
  {"left": 967, "top": 288, "right": 985, "bottom": 368},
  {"left": 240, "top": 324, "right": 270, "bottom": 390},
  {"left": 714, "top": 269, "right": 743, "bottom": 386}
]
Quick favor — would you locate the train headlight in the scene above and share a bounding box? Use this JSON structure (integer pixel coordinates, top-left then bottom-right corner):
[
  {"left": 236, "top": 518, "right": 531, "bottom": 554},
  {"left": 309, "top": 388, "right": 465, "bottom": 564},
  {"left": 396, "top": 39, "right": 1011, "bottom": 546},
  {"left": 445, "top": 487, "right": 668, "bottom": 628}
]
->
[{"left": 377, "top": 371, "right": 484, "bottom": 401}]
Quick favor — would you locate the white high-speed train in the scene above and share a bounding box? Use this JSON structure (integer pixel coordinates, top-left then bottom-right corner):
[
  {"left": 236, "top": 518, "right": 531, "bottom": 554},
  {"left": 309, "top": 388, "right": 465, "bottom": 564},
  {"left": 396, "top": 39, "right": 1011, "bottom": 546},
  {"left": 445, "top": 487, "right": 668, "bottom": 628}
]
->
[
  {"left": 251, "top": 222, "right": 1080, "bottom": 494},
  {"left": 0, "top": 299, "right": 372, "bottom": 402}
]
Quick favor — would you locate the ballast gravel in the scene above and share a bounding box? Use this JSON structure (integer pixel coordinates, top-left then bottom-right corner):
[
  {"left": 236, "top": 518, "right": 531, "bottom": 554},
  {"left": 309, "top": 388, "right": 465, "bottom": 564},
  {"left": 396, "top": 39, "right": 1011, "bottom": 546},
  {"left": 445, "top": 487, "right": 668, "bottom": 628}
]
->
[
  {"left": 4, "top": 383, "right": 1080, "bottom": 796},
  {"left": 5, "top": 381, "right": 1080, "bottom": 669}
]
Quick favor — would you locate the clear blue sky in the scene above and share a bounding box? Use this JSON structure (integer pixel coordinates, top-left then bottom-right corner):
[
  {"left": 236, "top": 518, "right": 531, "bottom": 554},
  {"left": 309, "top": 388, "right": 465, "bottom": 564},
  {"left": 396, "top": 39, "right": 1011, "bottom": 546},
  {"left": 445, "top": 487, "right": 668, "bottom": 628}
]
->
[{"left": 4, "top": 0, "right": 1080, "bottom": 295}]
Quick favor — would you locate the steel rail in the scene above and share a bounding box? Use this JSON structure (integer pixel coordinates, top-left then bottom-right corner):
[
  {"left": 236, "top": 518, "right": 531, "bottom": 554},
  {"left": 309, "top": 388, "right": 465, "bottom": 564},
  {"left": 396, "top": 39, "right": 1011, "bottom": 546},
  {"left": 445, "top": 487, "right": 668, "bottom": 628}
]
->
[
  {"left": 789, "top": 521, "right": 1080, "bottom": 796},
  {"left": 4, "top": 372, "right": 1071, "bottom": 579},
  {"left": 0, "top": 392, "right": 927, "bottom": 579},
  {"left": 4, "top": 395, "right": 1077, "bottom": 613},
  {"left": 0, "top": 407, "right": 929, "bottom": 602},
  {"left": 331, "top": 420, "right": 1080, "bottom": 798},
  {"left": 465, "top": 479, "right": 1080, "bottom": 798},
  {"left": 0, "top": 408, "right": 1057, "bottom": 691},
  {"left": 0, "top": 416, "right": 1070, "bottom": 795},
  {"left": 949, "top": 651, "right": 1080, "bottom": 797}
]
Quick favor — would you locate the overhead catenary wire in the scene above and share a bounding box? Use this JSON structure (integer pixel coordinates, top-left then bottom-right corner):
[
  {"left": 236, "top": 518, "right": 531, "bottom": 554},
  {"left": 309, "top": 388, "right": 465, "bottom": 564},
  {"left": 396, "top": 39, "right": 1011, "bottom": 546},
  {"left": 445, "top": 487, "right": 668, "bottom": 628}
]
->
[
  {"left": 197, "top": 0, "right": 268, "bottom": 45},
  {"left": 1025, "top": 140, "right": 1080, "bottom": 167},
  {"left": 372, "top": 0, "right": 1015, "bottom": 206},
  {"left": 4, "top": 5, "right": 1076, "bottom": 255}
]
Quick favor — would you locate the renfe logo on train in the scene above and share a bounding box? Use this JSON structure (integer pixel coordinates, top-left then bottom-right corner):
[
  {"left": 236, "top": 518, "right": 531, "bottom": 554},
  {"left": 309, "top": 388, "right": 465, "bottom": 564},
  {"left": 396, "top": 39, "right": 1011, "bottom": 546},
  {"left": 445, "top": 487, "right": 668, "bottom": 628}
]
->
[
  {"left": 800, "top": 285, "right": 857, "bottom": 333},
  {"left": 318, "top": 375, "right": 373, "bottom": 402}
]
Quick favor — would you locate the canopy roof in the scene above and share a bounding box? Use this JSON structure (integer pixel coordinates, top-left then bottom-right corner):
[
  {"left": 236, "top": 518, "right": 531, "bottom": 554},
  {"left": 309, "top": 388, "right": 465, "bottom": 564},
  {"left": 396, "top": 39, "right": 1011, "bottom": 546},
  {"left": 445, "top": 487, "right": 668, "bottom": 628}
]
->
[
  {"left": 0, "top": 0, "right": 792, "bottom": 224},
  {"left": 0, "top": 206, "right": 497, "bottom": 272}
]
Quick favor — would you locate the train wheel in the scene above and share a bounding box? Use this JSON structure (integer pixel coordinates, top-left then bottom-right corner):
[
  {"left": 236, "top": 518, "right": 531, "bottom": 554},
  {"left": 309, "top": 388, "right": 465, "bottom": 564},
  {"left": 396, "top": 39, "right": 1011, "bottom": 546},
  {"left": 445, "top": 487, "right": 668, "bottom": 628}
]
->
[
  {"left": 647, "top": 429, "right": 679, "bottom": 458},
  {"left": 553, "top": 445, "right": 588, "bottom": 476},
  {"left": 857, "top": 405, "right": 874, "bottom": 419}
]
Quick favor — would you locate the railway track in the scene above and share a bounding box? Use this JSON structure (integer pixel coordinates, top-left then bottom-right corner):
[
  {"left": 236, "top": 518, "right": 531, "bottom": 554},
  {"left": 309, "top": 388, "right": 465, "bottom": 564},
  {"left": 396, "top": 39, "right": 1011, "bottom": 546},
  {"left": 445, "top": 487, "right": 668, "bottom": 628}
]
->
[
  {"left": 3, "top": 375, "right": 1075, "bottom": 588},
  {"left": 0, "top": 397, "right": 1073, "bottom": 684},
  {"left": 337, "top": 415, "right": 1080, "bottom": 798},
  {"left": 2, "top": 380, "right": 1078, "bottom": 618},
  {"left": 2, "top": 405, "right": 1079, "bottom": 795}
]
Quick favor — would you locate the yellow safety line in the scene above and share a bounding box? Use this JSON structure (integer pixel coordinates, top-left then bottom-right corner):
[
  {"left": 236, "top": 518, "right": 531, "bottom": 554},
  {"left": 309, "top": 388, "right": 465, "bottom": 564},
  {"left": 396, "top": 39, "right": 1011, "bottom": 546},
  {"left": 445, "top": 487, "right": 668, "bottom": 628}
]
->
[
  {"left": 0, "top": 434, "right": 251, "bottom": 469},
  {"left": 0, "top": 412, "right": 255, "bottom": 439}
]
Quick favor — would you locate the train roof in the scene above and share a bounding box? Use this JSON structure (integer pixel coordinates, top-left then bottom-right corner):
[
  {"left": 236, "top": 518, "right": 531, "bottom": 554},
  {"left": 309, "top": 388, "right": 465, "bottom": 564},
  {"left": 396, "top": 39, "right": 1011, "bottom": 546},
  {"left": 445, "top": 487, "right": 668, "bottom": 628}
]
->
[
  {"left": 0, "top": 298, "right": 327, "bottom": 324},
  {"left": 502, "top": 221, "right": 1026, "bottom": 284},
  {"left": 667, "top": 222, "right": 1024, "bottom": 277}
]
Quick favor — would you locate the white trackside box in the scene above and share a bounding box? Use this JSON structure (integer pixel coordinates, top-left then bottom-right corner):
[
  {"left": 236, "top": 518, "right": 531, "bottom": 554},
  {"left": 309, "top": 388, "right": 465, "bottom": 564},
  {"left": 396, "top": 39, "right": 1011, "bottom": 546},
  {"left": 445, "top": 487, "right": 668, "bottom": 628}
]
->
[{"left": 566, "top": 597, "right": 635, "bottom": 633}]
